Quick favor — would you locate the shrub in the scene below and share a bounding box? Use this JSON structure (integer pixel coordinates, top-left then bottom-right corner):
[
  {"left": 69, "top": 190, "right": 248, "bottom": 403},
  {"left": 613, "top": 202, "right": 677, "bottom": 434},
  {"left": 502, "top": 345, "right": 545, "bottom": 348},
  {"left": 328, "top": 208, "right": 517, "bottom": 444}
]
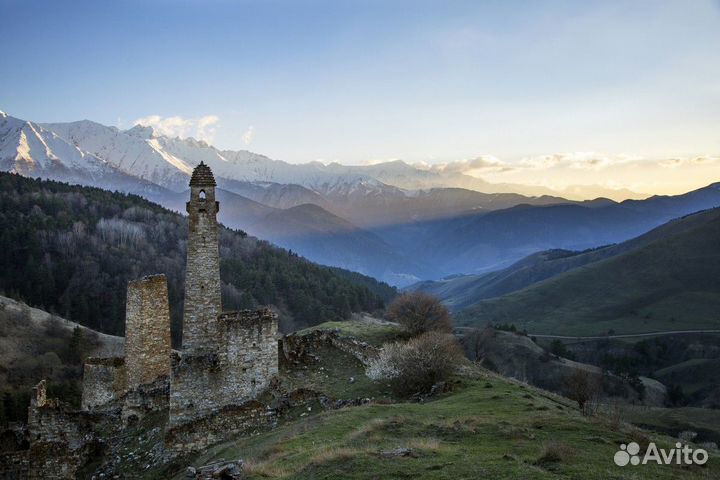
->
[
  {"left": 549, "top": 339, "right": 576, "bottom": 361},
  {"left": 366, "top": 331, "right": 465, "bottom": 397},
  {"left": 385, "top": 292, "right": 451, "bottom": 335},
  {"left": 563, "top": 369, "right": 601, "bottom": 415}
]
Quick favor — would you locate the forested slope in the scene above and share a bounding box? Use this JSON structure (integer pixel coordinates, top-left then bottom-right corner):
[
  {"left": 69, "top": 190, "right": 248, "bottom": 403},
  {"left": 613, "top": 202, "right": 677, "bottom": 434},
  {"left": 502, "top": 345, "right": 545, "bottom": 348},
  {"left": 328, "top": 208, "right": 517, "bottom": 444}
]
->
[{"left": 0, "top": 173, "right": 396, "bottom": 344}]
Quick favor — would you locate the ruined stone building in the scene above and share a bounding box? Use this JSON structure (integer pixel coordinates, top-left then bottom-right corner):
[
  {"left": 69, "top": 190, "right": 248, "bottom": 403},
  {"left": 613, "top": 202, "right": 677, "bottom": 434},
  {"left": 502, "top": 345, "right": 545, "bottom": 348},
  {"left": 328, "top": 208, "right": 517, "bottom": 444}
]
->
[
  {"left": 79, "top": 162, "right": 279, "bottom": 424},
  {"left": 169, "top": 162, "right": 279, "bottom": 427},
  {"left": 0, "top": 162, "right": 279, "bottom": 478}
]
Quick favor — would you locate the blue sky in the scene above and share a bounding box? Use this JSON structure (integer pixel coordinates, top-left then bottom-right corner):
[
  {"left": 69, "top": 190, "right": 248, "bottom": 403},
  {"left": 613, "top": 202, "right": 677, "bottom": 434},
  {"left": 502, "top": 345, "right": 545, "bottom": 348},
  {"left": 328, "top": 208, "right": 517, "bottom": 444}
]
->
[{"left": 1, "top": 0, "right": 719, "bottom": 179}]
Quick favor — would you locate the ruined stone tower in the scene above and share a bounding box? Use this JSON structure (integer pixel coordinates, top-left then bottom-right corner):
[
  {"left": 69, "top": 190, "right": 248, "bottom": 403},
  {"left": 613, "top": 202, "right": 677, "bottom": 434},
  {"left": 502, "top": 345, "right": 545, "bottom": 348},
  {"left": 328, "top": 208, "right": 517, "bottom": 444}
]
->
[
  {"left": 168, "top": 162, "right": 279, "bottom": 428},
  {"left": 125, "top": 274, "right": 171, "bottom": 389},
  {"left": 183, "top": 161, "right": 222, "bottom": 352}
]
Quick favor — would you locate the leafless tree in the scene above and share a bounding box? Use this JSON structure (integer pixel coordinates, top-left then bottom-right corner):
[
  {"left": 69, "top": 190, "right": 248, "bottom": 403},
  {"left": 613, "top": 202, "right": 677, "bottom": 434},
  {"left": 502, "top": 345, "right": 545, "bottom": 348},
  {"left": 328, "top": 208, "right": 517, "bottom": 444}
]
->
[
  {"left": 564, "top": 369, "right": 601, "bottom": 415},
  {"left": 385, "top": 292, "right": 451, "bottom": 335}
]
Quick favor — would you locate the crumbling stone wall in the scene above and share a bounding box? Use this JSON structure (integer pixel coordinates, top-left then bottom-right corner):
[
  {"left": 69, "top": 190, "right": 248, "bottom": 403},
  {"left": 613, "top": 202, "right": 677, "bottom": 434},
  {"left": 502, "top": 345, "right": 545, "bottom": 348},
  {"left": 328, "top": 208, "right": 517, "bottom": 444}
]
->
[
  {"left": 169, "top": 309, "right": 279, "bottom": 426},
  {"left": 121, "top": 375, "right": 170, "bottom": 424},
  {"left": 166, "top": 400, "right": 277, "bottom": 455},
  {"left": 80, "top": 357, "right": 127, "bottom": 411},
  {"left": 26, "top": 381, "right": 98, "bottom": 480},
  {"left": 166, "top": 388, "right": 328, "bottom": 455},
  {"left": 280, "top": 330, "right": 379, "bottom": 368},
  {"left": 125, "top": 274, "right": 171, "bottom": 389},
  {"left": 0, "top": 451, "right": 29, "bottom": 479},
  {"left": 183, "top": 162, "right": 221, "bottom": 353}
]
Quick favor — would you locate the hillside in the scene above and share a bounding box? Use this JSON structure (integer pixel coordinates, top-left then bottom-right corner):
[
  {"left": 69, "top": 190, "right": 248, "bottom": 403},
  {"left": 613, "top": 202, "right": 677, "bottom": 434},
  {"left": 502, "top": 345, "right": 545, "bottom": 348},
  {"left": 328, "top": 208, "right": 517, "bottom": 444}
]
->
[
  {"left": 247, "top": 203, "right": 430, "bottom": 285},
  {"left": 145, "top": 321, "right": 717, "bottom": 480},
  {"left": 0, "top": 173, "right": 396, "bottom": 343},
  {"left": 376, "top": 183, "right": 720, "bottom": 277},
  {"left": 413, "top": 206, "right": 720, "bottom": 311},
  {"left": 455, "top": 208, "right": 720, "bottom": 335},
  {"left": 0, "top": 295, "right": 123, "bottom": 423}
]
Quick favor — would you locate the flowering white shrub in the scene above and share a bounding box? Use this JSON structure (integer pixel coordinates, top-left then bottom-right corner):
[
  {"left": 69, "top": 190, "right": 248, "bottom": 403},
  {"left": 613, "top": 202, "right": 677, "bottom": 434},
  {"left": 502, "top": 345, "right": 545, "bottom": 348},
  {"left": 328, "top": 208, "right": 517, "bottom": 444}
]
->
[{"left": 365, "top": 332, "right": 465, "bottom": 396}]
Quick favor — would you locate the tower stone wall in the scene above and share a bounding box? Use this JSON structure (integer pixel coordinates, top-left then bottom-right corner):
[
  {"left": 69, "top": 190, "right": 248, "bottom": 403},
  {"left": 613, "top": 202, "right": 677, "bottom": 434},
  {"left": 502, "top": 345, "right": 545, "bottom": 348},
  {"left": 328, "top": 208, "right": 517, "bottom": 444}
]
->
[
  {"left": 169, "top": 309, "right": 278, "bottom": 427},
  {"left": 125, "top": 274, "right": 172, "bottom": 389},
  {"left": 80, "top": 357, "right": 126, "bottom": 411},
  {"left": 182, "top": 162, "right": 221, "bottom": 352}
]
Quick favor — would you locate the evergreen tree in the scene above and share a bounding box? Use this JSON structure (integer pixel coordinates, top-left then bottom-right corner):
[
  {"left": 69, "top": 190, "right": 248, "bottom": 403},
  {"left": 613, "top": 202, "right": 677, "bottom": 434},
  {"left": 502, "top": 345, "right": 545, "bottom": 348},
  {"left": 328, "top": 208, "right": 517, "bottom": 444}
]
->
[{"left": 67, "top": 326, "right": 85, "bottom": 364}]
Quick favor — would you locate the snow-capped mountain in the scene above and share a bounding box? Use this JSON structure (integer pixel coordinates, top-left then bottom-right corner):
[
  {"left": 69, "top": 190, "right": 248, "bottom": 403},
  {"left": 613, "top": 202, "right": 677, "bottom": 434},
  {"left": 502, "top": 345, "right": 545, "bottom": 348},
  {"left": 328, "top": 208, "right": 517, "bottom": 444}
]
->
[
  {"left": 0, "top": 112, "right": 167, "bottom": 194},
  {"left": 38, "top": 115, "right": 388, "bottom": 195},
  {"left": 1, "top": 112, "right": 108, "bottom": 178},
  {"left": 4, "top": 111, "right": 628, "bottom": 203}
]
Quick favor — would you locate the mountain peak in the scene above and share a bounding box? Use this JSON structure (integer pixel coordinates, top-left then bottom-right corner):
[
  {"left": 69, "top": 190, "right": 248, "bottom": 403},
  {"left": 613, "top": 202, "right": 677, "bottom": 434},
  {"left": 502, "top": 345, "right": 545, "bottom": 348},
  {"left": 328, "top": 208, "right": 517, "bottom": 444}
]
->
[{"left": 125, "top": 124, "right": 156, "bottom": 139}]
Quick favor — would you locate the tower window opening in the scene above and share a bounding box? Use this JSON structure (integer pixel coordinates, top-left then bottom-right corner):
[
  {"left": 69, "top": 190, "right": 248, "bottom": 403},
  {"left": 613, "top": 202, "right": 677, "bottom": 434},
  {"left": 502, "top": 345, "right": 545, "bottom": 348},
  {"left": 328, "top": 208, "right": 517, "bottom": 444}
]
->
[{"left": 199, "top": 190, "right": 206, "bottom": 200}]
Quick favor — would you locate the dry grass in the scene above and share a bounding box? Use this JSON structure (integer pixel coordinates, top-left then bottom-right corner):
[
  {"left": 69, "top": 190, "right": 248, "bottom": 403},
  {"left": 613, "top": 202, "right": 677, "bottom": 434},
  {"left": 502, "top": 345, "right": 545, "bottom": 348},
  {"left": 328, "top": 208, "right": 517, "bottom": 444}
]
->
[
  {"left": 535, "top": 442, "right": 575, "bottom": 465},
  {"left": 308, "top": 446, "right": 364, "bottom": 465},
  {"left": 242, "top": 458, "right": 293, "bottom": 478},
  {"left": 345, "top": 417, "right": 390, "bottom": 441},
  {"left": 404, "top": 437, "right": 444, "bottom": 453}
]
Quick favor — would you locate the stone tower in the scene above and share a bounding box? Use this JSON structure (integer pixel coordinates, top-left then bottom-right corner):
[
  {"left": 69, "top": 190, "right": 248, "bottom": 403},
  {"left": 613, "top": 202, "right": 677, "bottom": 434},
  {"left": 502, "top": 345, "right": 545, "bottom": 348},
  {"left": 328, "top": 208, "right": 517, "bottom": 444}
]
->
[
  {"left": 125, "top": 274, "right": 171, "bottom": 389},
  {"left": 183, "top": 162, "right": 221, "bottom": 352}
]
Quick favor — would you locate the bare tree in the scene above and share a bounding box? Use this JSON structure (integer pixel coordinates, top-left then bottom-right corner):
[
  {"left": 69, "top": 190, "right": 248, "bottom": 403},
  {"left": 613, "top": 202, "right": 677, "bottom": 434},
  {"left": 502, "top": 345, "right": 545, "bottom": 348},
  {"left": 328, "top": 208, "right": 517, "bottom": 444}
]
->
[
  {"left": 385, "top": 292, "right": 451, "bottom": 335},
  {"left": 564, "top": 369, "right": 601, "bottom": 415}
]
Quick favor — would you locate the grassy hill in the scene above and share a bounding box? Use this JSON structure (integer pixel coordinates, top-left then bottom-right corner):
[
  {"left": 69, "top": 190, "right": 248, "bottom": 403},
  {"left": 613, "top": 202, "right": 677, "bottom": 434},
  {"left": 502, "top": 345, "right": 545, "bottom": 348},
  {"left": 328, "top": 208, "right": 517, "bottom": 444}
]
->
[
  {"left": 144, "top": 321, "right": 718, "bottom": 480},
  {"left": 0, "top": 295, "right": 124, "bottom": 422},
  {"left": 247, "top": 203, "right": 430, "bottom": 285},
  {"left": 413, "top": 206, "right": 720, "bottom": 312},
  {"left": 455, "top": 208, "right": 720, "bottom": 336}
]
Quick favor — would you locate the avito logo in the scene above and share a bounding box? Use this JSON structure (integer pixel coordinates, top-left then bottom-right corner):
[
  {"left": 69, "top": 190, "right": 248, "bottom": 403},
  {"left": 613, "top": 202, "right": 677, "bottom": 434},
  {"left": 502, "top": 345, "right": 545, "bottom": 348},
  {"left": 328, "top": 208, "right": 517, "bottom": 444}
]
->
[{"left": 614, "top": 442, "right": 708, "bottom": 467}]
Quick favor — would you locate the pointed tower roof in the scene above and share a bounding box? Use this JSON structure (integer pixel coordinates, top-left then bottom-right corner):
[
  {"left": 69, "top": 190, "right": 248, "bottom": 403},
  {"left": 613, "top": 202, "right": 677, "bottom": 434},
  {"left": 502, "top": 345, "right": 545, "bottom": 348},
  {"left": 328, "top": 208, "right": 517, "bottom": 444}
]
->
[{"left": 189, "top": 161, "right": 217, "bottom": 187}]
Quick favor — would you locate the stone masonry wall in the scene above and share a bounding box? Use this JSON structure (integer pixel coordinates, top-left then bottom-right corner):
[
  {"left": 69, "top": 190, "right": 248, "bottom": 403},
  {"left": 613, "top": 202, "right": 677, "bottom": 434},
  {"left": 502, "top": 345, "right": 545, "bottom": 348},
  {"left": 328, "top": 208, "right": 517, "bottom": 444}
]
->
[
  {"left": 165, "top": 400, "right": 277, "bottom": 455},
  {"left": 80, "top": 357, "right": 127, "bottom": 411},
  {"left": 169, "top": 309, "right": 278, "bottom": 427},
  {"left": 280, "top": 330, "right": 379, "bottom": 368},
  {"left": 120, "top": 375, "right": 170, "bottom": 424},
  {"left": 125, "top": 274, "right": 171, "bottom": 389},
  {"left": 183, "top": 185, "right": 221, "bottom": 352},
  {"left": 26, "top": 381, "right": 98, "bottom": 480}
]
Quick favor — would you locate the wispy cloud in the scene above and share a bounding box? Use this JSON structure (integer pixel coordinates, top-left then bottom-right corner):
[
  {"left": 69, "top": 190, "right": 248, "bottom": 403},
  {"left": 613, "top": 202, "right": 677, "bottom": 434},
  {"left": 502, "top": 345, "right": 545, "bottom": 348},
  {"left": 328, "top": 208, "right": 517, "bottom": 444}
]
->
[
  {"left": 133, "top": 114, "right": 220, "bottom": 143},
  {"left": 519, "top": 152, "right": 643, "bottom": 170},
  {"left": 241, "top": 125, "right": 255, "bottom": 145},
  {"left": 658, "top": 156, "right": 719, "bottom": 168},
  {"left": 415, "top": 155, "right": 513, "bottom": 174},
  {"left": 458, "top": 152, "right": 720, "bottom": 197}
]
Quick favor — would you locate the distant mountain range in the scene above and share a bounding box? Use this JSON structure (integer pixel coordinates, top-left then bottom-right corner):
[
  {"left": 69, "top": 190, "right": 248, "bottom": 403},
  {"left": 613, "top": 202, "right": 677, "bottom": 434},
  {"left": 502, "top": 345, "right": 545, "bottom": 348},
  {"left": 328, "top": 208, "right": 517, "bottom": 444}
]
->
[
  {"left": 448, "top": 207, "right": 720, "bottom": 335},
  {"left": 381, "top": 182, "right": 720, "bottom": 278},
  {"left": 2, "top": 110, "right": 720, "bottom": 286}
]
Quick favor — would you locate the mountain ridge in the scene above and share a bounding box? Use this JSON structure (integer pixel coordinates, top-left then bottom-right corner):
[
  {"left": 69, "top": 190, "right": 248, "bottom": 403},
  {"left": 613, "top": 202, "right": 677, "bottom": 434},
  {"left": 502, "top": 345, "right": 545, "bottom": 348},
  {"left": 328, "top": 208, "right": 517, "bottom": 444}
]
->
[{"left": 454, "top": 207, "right": 720, "bottom": 335}]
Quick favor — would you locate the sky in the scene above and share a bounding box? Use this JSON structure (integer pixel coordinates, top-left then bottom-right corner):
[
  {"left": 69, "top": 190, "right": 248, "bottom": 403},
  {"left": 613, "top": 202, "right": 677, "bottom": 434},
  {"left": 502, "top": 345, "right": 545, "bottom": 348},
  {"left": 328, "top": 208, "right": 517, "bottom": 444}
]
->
[{"left": 1, "top": 0, "right": 719, "bottom": 196}]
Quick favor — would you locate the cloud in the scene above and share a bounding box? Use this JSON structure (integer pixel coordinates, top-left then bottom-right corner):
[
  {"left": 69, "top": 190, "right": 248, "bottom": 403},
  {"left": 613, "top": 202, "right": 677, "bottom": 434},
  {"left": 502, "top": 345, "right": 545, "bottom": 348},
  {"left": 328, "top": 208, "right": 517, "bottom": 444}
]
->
[
  {"left": 241, "top": 125, "right": 255, "bottom": 145},
  {"left": 519, "top": 152, "right": 643, "bottom": 170},
  {"left": 417, "top": 155, "right": 512, "bottom": 174},
  {"left": 658, "top": 156, "right": 719, "bottom": 168},
  {"left": 133, "top": 114, "right": 220, "bottom": 143}
]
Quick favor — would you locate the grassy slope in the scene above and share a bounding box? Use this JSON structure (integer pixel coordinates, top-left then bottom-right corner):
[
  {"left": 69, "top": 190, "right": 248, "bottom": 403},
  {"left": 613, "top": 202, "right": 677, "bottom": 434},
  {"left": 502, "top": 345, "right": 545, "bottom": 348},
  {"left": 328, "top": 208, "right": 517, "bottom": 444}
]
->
[
  {"left": 456, "top": 209, "right": 720, "bottom": 335},
  {"left": 149, "top": 322, "right": 718, "bottom": 480},
  {"left": 413, "top": 207, "right": 720, "bottom": 312},
  {"left": 620, "top": 406, "right": 720, "bottom": 444},
  {"left": 654, "top": 358, "right": 720, "bottom": 397}
]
